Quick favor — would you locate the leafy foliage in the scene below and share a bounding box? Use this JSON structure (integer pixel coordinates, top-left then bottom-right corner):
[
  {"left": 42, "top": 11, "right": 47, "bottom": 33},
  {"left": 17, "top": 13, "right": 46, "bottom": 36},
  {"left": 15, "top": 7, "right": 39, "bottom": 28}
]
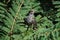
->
[{"left": 0, "top": 0, "right": 60, "bottom": 40}]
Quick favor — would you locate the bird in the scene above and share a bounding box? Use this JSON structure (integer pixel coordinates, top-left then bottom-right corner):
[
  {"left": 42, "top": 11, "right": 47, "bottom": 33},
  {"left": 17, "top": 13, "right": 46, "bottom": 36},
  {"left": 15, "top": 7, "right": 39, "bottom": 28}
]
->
[{"left": 24, "top": 9, "right": 37, "bottom": 31}]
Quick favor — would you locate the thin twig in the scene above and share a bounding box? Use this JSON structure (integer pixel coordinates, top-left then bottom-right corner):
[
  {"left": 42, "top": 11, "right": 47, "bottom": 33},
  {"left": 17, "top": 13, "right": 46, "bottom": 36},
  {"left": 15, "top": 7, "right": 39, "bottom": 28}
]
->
[{"left": 9, "top": 0, "right": 24, "bottom": 40}]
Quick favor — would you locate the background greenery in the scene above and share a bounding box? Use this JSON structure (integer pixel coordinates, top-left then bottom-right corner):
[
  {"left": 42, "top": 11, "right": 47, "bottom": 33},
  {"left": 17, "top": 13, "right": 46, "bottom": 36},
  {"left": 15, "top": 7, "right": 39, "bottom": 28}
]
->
[{"left": 0, "top": 0, "right": 60, "bottom": 40}]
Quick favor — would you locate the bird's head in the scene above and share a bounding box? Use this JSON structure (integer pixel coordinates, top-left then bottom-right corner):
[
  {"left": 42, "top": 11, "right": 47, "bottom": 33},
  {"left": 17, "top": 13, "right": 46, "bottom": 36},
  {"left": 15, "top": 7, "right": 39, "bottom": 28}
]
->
[{"left": 29, "top": 9, "right": 35, "bottom": 14}]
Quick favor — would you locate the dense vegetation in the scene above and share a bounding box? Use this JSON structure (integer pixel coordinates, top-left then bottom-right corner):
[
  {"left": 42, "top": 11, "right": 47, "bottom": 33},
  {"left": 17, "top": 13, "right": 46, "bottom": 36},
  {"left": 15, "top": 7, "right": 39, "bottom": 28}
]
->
[{"left": 0, "top": 0, "right": 60, "bottom": 40}]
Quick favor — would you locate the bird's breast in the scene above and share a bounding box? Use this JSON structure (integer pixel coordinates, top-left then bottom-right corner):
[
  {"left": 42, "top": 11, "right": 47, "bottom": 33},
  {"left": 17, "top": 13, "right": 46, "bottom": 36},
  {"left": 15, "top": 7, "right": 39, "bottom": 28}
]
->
[{"left": 27, "top": 15, "right": 34, "bottom": 23}]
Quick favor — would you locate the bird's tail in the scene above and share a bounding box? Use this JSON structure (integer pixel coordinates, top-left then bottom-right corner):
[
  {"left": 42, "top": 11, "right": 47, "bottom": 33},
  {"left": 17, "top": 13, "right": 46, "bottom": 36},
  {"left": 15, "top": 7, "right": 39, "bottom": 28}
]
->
[{"left": 33, "top": 20, "right": 37, "bottom": 30}]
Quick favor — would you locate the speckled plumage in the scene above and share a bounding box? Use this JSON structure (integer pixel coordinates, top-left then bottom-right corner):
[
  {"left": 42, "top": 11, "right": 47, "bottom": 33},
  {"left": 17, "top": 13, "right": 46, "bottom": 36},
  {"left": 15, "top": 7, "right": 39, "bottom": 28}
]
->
[{"left": 24, "top": 10, "right": 37, "bottom": 30}]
